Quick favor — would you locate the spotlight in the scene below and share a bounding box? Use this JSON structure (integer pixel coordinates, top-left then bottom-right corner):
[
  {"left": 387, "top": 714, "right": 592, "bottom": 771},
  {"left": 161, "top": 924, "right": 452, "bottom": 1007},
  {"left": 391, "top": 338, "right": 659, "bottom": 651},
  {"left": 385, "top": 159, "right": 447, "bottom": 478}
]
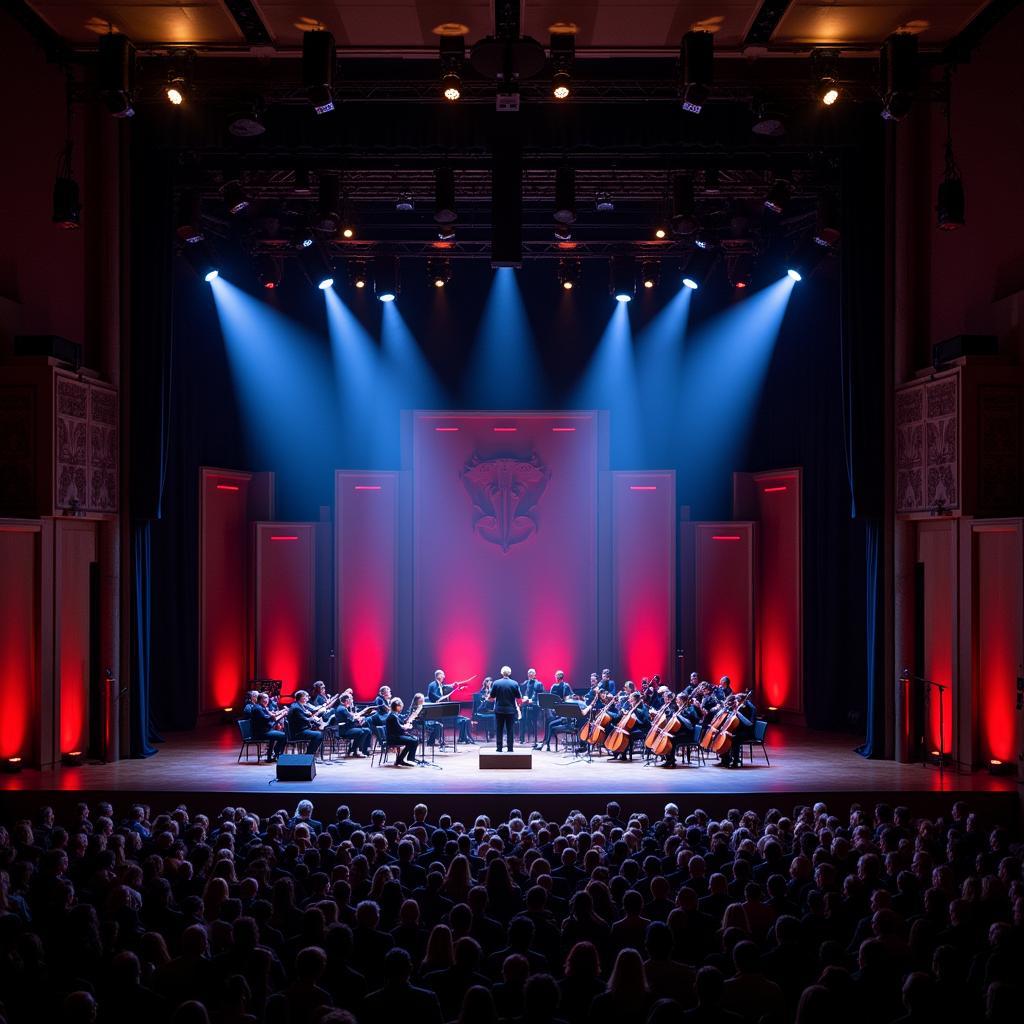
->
[
  {"left": 303, "top": 30, "right": 336, "bottom": 114},
  {"left": 787, "top": 267, "right": 802, "bottom": 282},
  {"left": 786, "top": 236, "right": 826, "bottom": 282},
  {"left": 182, "top": 241, "right": 219, "bottom": 282},
  {"left": 553, "top": 164, "right": 576, "bottom": 225},
  {"left": 880, "top": 33, "right": 918, "bottom": 122},
  {"left": 751, "top": 100, "right": 786, "bottom": 137},
  {"left": 292, "top": 217, "right": 315, "bottom": 249},
  {"left": 988, "top": 758, "right": 1014, "bottom": 776},
  {"left": 814, "top": 192, "right": 841, "bottom": 247},
  {"left": 2, "top": 756, "right": 22, "bottom": 774},
  {"left": 763, "top": 178, "right": 792, "bottom": 215},
  {"left": 439, "top": 34, "right": 465, "bottom": 101},
  {"left": 437, "top": 224, "right": 457, "bottom": 242},
  {"left": 98, "top": 33, "right": 136, "bottom": 118},
  {"left": 551, "top": 33, "right": 574, "bottom": 99},
  {"left": 609, "top": 255, "right": 635, "bottom": 302},
  {"left": 641, "top": 261, "right": 659, "bottom": 290},
  {"left": 595, "top": 192, "right": 615, "bottom": 213},
  {"left": 375, "top": 256, "right": 400, "bottom": 302},
  {"left": 348, "top": 261, "right": 370, "bottom": 290},
  {"left": 227, "top": 103, "right": 266, "bottom": 138},
  {"left": 812, "top": 49, "right": 841, "bottom": 106},
  {"left": 428, "top": 258, "right": 451, "bottom": 289},
  {"left": 175, "top": 190, "right": 203, "bottom": 244},
  {"left": 554, "top": 224, "right": 573, "bottom": 242},
  {"left": 165, "top": 75, "right": 187, "bottom": 106},
  {"left": 671, "top": 175, "right": 698, "bottom": 235},
  {"left": 316, "top": 173, "right": 341, "bottom": 232},
  {"left": 557, "top": 258, "right": 580, "bottom": 290},
  {"left": 654, "top": 226, "right": 667, "bottom": 240},
  {"left": 53, "top": 171, "right": 81, "bottom": 230},
  {"left": 395, "top": 193, "right": 415, "bottom": 212},
  {"left": 61, "top": 751, "right": 83, "bottom": 767},
  {"left": 434, "top": 166, "right": 458, "bottom": 224},
  {"left": 339, "top": 199, "right": 358, "bottom": 239},
  {"left": 298, "top": 244, "right": 334, "bottom": 290},
  {"left": 682, "top": 248, "right": 715, "bottom": 290},
  {"left": 727, "top": 254, "right": 753, "bottom": 290},
  {"left": 255, "top": 255, "right": 283, "bottom": 290},
  {"left": 693, "top": 228, "right": 715, "bottom": 250},
  {"left": 221, "top": 176, "right": 249, "bottom": 216},
  {"left": 680, "top": 31, "right": 713, "bottom": 114}
]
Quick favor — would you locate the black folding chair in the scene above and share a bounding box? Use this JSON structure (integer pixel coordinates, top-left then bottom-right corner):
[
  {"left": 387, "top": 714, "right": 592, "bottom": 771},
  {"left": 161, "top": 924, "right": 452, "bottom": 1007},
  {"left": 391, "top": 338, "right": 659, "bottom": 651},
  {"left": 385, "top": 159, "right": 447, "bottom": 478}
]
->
[{"left": 236, "top": 719, "right": 268, "bottom": 763}]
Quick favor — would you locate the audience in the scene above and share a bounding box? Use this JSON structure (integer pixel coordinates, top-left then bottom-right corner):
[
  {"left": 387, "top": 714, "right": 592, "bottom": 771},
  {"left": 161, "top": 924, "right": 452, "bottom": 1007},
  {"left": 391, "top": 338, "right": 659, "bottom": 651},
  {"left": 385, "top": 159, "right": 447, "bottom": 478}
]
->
[{"left": 0, "top": 796, "right": 1020, "bottom": 1024}]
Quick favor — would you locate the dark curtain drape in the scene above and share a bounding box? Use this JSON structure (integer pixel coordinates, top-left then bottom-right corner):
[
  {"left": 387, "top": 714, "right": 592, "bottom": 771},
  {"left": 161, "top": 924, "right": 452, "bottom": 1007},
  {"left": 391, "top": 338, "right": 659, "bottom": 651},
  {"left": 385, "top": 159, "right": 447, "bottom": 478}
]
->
[{"left": 856, "top": 521, "right": 885, "bottom": 756}]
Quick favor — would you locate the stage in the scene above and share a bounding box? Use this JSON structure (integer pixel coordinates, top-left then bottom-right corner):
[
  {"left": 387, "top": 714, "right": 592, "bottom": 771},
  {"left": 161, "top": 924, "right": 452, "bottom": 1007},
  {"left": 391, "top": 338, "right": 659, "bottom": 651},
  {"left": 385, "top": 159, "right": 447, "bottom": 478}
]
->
[{"left": 2, "top": 723, "right": 1017, "bottom": 823}]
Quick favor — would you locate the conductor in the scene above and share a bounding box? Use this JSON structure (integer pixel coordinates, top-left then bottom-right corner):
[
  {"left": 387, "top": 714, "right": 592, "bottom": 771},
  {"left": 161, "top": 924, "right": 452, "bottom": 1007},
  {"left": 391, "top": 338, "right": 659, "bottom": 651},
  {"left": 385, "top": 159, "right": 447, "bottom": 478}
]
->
[{"left": 488, "top": 666, "right": 521, "bottom": 753}]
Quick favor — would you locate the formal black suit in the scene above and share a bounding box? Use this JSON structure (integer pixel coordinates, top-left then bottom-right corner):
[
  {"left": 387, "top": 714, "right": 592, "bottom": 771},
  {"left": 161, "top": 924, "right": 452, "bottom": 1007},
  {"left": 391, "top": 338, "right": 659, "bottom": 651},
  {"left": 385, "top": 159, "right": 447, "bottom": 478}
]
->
[
  {"left": 426, "top": 679, "right": 472, "bottom": 742},
  {"left": 518, "top": 677, "right": 545, "bottom": 742},
  {"left": 489, "top": 677, "right": 520, "bottom": 751},
  {"left": 385, "top": 710, "right": 418, "bottom": 764},
  {"left": 249, "top": 704, "right": 286, "bottom": 758},
  {"left": 287, "top": 701, "right": 323, "bottom": 755},
  {"left": 334, "top": 704, "right": 372, "bottom": 754}
]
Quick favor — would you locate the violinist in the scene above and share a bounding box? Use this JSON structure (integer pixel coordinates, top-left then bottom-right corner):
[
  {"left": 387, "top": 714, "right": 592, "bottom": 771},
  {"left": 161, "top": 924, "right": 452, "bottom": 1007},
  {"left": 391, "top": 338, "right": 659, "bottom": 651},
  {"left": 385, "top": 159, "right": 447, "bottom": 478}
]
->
[
  {"left": 249, "top": 692, "right": 287, "bottom": 762},
  {"left": 720, "top": 692, "right": 757, "bottom": 769},
  {"left": 427, "top": 670, "right": 475, "bottom": 744},
  {"left": 334, "top": 692, "right": 372, "bottom": 757},
  {"left": 287, "top": 690, "right": 324, "bottom": 756}
]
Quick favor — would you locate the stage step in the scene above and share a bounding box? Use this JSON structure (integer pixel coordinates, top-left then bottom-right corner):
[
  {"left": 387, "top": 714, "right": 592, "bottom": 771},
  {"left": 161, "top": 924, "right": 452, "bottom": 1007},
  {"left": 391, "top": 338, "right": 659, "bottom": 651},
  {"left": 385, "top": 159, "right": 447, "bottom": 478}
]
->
[{"left": 479, "top": 751, "right": 533, "bottom": 770}]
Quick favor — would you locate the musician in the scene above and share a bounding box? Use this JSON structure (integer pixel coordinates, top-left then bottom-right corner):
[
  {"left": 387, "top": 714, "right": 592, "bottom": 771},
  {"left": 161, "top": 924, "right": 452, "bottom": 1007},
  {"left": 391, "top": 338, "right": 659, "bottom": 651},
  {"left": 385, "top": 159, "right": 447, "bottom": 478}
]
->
[
  {"left": 683, "top": 672, "right": 700, "bottom": 697},
  {"left": 287, "top": 690, "right": 324, "bottom": 756},
  {"left": 600, "top": 668, "right": 617, "bottom": 695},
  {"left": 427, "top": 670, "right": 475, "bottom": 744},
  {"left": 536, "top": 673, "right": 581, "bottom": 751},
  {"left": 372, "top": 686, "right": 393, "bottom": 726},
  {"left": 243, "top": 690, "right": 261, "bottom": 716},
  {"left": 607, "top": 691, "right": 649, "bottom": 762},
  {"left": 584, "top": 673, "right": 601, "bottom": 701},
  {"left": 714, "top": 675, "right": 734, "bottom": 702},
  {"left": 550, "top": 671, "right": 573, "bottom": 701},
  {"left": 518, "top": 668, "right": 545, "bottom": 744},
  {"left": 488, "top": 666, "right": 520, "bottom": 753},
  {"left": 249, "top": 692, "right": 287, "bottom": 762},
  {"left": 404, "top": 691, "right": 440, "bottom": 747},
  {"left": 660, "top": 692, "right": 701, "bottom": 769},
  {"left": 721, "top": 693, "right": 757, "bottom": 769},
  {"left": 385, "top": 697, "right": 418, "bottom": 767},
  {"left": 472, "top": 678, "right": 496, "bottom": 741},
  {"left": 334, "top": 693, "right": 372, "bottom": 757}
]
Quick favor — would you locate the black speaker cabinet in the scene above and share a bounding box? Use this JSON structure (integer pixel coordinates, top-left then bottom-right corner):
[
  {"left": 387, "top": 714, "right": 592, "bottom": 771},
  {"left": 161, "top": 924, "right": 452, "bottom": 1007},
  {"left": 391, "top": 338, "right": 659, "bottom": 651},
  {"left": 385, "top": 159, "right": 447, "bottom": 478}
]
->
[{"left": 276, "top": 754, "right": 316, "bottom": 782}]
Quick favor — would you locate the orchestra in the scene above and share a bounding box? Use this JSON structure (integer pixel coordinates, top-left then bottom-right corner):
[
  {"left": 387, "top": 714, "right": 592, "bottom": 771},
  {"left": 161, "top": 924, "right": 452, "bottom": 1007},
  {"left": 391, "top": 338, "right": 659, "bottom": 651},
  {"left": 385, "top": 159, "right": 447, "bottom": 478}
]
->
[{"left": 243, "top": 662, "right": 761, "bottom": 771}]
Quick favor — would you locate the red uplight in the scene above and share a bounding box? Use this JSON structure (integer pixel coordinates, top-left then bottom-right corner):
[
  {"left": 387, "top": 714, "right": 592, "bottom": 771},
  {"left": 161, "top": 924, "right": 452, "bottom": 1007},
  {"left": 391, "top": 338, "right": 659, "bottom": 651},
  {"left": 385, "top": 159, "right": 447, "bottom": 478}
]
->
[
  {"left": 216, "top": 484, "right": 240, "bottom": 492},
  {"left": 354, "top": 485, "right": 382, "bottom": 491},
  {"left": 712, "top": 535, "right": 741, "bottom": 541},
  {"left": 270, "top": 535, "right": 299, "bottom": 541},
  {"left": 763, "top": 486, "right": 787, "bottom": 493},
  {"left": 735, "top": 281, "right": 748, "bottom": 289},
  {"left": 434, "top": 427, "right": 460, "bottom": 432},
  {"left": 629, "top": 486, "right": 657, "bottom": 491},
  {"left": 263, "top": 281, "right": 276, "bottom": 290},
  {"left": 493, "top": 427, "right": 517, "bottom": 432},
  {"left": 552, "top": 427, "right": 577, "bottom": 432}
]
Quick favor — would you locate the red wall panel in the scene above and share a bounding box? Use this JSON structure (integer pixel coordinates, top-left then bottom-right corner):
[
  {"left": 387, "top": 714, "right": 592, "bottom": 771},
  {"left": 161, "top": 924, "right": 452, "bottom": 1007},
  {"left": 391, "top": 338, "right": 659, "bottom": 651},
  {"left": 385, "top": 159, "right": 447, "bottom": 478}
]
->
[
  {"left": 336, "top": 472, "right": 398, "bottom": 701},
  {"left": 611, "top": 472, "right": 675, "bottom": 683},
  {"left": 411, "top": 412, "right": 600, "bottom": 689},
  {"left": 917, "top": 521, "right": 957, "bottom": 756},
  {"left": 971, "top": 523, "right": 1022, "bottom": 765},
  {"left": 55, "top": 519, "right": 96, "bottom": 755},
  {"left": 253, "top": 523, "right": 317, "bottom": 693},
  {"left": 735, "top": 469, "right": 803, "bottom": 714},
  {"left": 0, "top": 523, "right": 41, "bottom": 761},
  {"left": 695, "top": 523, "right": 755, "bottom": 693}
]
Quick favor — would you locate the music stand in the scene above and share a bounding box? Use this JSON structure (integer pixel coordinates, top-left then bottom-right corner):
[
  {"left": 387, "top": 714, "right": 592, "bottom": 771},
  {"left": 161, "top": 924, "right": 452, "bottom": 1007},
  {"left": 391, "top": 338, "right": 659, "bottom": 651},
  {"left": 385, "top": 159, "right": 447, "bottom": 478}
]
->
[
  {"left": 535, "top": 692, "right": 562, "bottom": 748},
  {"left": 422, "top": 703, "right": 461, "bottom": 762},
  {"left": 555, "top": 703, "right": 587, "bottom": 760}
]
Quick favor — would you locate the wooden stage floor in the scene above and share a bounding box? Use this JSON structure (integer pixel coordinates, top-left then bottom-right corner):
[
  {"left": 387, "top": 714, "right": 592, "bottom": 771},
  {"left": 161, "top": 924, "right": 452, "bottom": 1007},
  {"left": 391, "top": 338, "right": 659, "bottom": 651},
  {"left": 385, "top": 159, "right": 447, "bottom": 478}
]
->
[{"left": 3, "top": 724, "right": 1019, "bottom": 822}]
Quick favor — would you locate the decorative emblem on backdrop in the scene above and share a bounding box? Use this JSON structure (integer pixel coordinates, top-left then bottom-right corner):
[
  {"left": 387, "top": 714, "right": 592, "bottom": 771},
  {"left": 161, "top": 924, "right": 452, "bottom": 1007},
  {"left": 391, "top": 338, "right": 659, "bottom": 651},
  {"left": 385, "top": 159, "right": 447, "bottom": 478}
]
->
[{"left": 460, "top": 451, "right": 550, "bottom": 552}]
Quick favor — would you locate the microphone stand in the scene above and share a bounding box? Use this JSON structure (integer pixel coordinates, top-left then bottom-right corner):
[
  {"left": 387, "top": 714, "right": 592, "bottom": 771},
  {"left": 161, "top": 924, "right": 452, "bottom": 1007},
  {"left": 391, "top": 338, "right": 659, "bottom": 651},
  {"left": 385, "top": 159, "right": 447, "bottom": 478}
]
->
[{"left": 902, "top": 670, "right": 948, "bottom": 773}]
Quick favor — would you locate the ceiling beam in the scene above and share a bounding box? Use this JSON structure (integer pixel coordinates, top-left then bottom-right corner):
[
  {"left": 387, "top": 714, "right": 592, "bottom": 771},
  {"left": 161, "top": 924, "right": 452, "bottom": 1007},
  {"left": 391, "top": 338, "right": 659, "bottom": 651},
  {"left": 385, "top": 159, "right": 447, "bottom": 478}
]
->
[
  {"left": 744, "top": 1, "right": 794, "bottom": 46},
  {"left": 941, "top": 0, "right": 1019, "bottom": 63},
  {"left": 221, "top": 0, "right": 273, "bottom": 47}
]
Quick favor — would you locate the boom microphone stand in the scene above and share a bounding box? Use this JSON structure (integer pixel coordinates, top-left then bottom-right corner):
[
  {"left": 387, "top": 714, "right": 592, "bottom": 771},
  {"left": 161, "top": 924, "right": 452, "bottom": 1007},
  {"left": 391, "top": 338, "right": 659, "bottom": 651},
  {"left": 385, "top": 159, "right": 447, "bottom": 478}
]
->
[{"left": 902, "top": 669, "right": 948, "bottom": 773}]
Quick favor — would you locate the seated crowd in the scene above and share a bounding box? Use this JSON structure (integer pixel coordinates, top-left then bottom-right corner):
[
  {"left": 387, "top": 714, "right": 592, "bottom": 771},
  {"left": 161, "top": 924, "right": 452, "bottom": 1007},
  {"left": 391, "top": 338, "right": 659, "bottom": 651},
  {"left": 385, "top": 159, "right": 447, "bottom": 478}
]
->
[{"left": 0, "top": 796, "right": 1021, "bottom": 1024}]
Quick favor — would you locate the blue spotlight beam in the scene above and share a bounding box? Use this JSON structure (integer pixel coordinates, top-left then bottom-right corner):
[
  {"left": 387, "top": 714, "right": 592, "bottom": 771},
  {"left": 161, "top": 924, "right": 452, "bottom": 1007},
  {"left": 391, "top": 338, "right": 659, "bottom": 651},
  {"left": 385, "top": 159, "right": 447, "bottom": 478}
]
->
[{"left": 462, "top": 268, "right": 550, "bottom": 407}]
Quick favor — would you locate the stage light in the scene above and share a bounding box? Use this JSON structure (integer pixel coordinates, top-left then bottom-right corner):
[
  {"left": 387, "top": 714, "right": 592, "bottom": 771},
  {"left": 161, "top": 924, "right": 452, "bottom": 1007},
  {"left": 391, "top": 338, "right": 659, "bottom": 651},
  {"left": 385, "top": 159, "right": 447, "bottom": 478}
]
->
[
  {"left": 375, "top": 255, "right": 400, "bottom": 301},
  {"left": 654, "top": 227, "right": 667, "bottom": 240},
  {"left": 557, "top": 258, "right": 580, "bottom": 290},
  {"left": 395, "top": 193, "right": 415, "bottom": 212},
  {"left": 682, "top": 247, "right": 715, "bottom": 290},
  {"left": 165, "top": 76, "right": 186, "bottom": 106},
  {"left": 428, "top": 258, "right": 451, "bottom": 288},
  {"left": 293, "top": 217, "right": 315, "bottom": 249},
  {"left": 786, "top": 236, "right": 826, "bottom": 282},
  {"left": 671, "top": 175, "right": 698, "bottom": 236},
  {"left": 880, "top": 33, "right": 918, "bottom": 122},
  {"left": 812, "top": 49, "right": 841, "bottom": 106},
  {"left": 2, "top": 756, "right": 22, "bottom": 774},
  {"left": 227, "top": 103, "right": 266, "bottom": 138},
  {"left": 693, "top": 228, "right": 715, "bottom": 251},
  {"left": 492, "top": 134, "right": 523, "bottom": 267},
  {"left": 680, "top": 30, "right": 713, "bottom": 114},
  {"left": 175, "top": 190, "right": 203, "bottom": 244},
  {"left": 764, "top": 178, "right": 792, "bottom": 215},
  {"left": 53, "top": 170, "right": 81, "bottom": 230},
  {"left": 348, "top": 261, "right": 370, "bottom": 290},
  {"left": 728, "top": 254, "right": 753, "bottom": 290},
  {"left": 553, "top": 164, "right": 576, "bottom": 229},
  {"left": 937, "top": 85, "right": 965, "bottom": 230},
  {"left": 595, "top": 192, "right": 614, "bottom": 213},
  {"left": 988, "top": 758, "right": 1013, "bottom": 776},
  {"left": 316, "top": 172, "right": 341, "bottom": 232},
  {"left": 255, "top": 255, "right": 283, "bottom": 290},
  {"left": 609, "top": 255, "right": 635, "bottom": 303},
  {"left": 434, "top": 166, "right": 458, "bottom": 224},
  {"left": 787, "top": 267, "right": 802, "bottom": 282},
  {"left": 641, "top": 261, "right": 659, "bottom": 290},
  {"left": 298, "top": 244, "right": 334, "bottom": 290},
  {"left": 303, "top": 30, "right": 336, "bottom": 114},
  {"left": 182, "top": 241, "right": 219, "bottom": 282},
  {"left": 439, "top": 34, "right": 465, "bottom": 100},
  {"left": 437, "top": 224, "right": 457, "bottom": 242},
  {"left": 751, "top": 100, "right": 786, "bottom": 137},
  {"left": 814, "top": 192, "right": 841, "bottom": 247},
  {"left": 98, "top": 33, "right": 136, "bottom": 118},
  {"left": 554, "top": 224, "right": 572, "bottom": 242},
  {"left": 221, "top": 177, "right": 249, "bottom": 216},
  {"left": 61, "top": 751, "right": 83, "bottom": 767},
  {"left": 551, "top": 33, "right": 574, "bottom": 99}
]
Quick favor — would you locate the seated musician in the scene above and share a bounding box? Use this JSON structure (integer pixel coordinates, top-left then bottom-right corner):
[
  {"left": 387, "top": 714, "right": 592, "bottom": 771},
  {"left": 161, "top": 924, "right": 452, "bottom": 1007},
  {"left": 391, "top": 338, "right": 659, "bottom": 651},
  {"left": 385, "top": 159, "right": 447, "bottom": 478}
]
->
[
  {"left": 310, "top": 680, "right": 339, "bottom": 733},
  {"left": 426, "top": 669, "right": 474, "bottom": 744},
  {"left": 518, "top": 668, "right": 546, "bottom": 744},
  {"left": 682, "top": 672, "right": 700, "bottom": 697},
  {"left": 608, "top": 691, "right": 649, "bottom": 762},
  {"left": 661, "top": 692, "right": 702, "bottom": 769},
  {"left": 714, "top": 675, "right": 734, "bottom": 702},
  {"left": 243, "top": 690, "right": 261, "bottom": 716},
  {"left": 333, "top": 693, "right": 372, "bottom": 757},
  {"left": 599, "top": 668, "right": 617, "bottom": 695},
  {"left": 385, "top": 697, "right": 418, "bottom": 767},
  {"left": 372, "top": 686, "right": 393, "bottom": 726},
  {"left": 537, "top": 673, "right": 583, "bottom": 751},
  {"left": 404, "top": 691, "right": 440, "bottom": 746},
  {"left": 721, "top": 692, "right": 757, "bottom": 769},
  {"left": 287, "top": 690, "right": 324, "bottom": 756},
  {"left": 472, "top": 678, "right": 495, "bottom": 740},
  {"left": 249, "top": 692, "right": 287, "bottom": 762}
]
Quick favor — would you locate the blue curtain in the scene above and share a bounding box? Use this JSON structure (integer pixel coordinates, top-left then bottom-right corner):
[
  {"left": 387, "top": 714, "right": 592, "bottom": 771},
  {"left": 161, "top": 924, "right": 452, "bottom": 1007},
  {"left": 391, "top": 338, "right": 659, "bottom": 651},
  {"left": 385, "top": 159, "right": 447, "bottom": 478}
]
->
[
  {"left": 856, "top": 520, "right": 884, "bottom": 758},
  {"left": 130, "top": 524, "right": 160, "bottom": 757}
]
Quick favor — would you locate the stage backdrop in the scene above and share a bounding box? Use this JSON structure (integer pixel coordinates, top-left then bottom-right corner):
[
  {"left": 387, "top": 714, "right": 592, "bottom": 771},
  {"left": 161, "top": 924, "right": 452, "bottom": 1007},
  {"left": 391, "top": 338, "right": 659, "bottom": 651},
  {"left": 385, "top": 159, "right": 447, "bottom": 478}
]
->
[{"left": 410, "top": 412, "right": 601, "bottom": 689}]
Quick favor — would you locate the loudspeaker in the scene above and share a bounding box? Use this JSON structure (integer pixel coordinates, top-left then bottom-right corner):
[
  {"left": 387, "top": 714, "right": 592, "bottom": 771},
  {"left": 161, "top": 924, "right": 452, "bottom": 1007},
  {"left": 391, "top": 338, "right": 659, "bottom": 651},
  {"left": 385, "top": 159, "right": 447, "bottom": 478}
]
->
[
  {"left": 276, "top": 754, "right": 316, "bottom": 782},
  {"left": 932, "top": 334, "right": 996, "bottom": 366},
  {"left": 14, "top": 333, "right": 82, "bottom": 368}
]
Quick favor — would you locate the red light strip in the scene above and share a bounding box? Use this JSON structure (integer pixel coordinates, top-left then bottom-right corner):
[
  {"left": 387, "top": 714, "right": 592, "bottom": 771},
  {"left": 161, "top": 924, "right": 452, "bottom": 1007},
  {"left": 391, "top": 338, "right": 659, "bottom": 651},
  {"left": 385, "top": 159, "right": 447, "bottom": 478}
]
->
[
  {"left": 763, "top": 485, "right": 788, "bottom": 493},
  {"left": 434, "top": 427, "right": 459, "bottom": 432},
  {"left": 629, "top": 485, "right": 657, "bottom": 491},
  {"left": 493, "top": 427, "right": 517, "bottom": 432},
  {"left": 712, "top": 535, "right": 741, "bottom": 541},
  {"left": 216, "top": 484, "right": 240, "bottom": 492},
  {"left": 270, "top": 535, "right": 299, "bottom": 541},
  {"left": 552, "top": 427, "right": 577, "bottom": 432},
  {"left": 354, "top": 485, "right": 382, "bottom": 491}
]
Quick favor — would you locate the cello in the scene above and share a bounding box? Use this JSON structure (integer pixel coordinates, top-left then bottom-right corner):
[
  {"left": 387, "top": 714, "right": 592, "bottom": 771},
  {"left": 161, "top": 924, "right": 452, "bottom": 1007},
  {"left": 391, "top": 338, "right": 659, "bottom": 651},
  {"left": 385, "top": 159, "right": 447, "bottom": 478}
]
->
[
  {"left": 700, "top": 691, "right": 752, "bottom": 753},
  {"left": 648, "top": 684, "right": 708, "bottom": 756},
  {"left": 579, "top": 693, "right": 616, "bottom": 745},
  {"left": 604, "top": 695, "right": 642, "bottom": 754}
]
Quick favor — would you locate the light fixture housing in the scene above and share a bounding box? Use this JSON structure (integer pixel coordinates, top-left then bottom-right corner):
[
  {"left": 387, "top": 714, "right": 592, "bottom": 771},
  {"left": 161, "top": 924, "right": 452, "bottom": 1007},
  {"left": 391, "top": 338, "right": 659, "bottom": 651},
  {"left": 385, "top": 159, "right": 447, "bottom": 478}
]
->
[
  {"left": 255, "top": 255, "right": 283, "bottom": 290},
  {"left": 551, "top": 33, "right": 574, "bottom": 99},
  {"left": 299, "top": 244, "right": 335, "bottom": 290},
  {"left": 880, "top": 33, "right": 918, "bottom": 122},
  {"left": 812, "top": 49, "right": 841, "bottom": 107},
  {"left": 428, "top": 257, "right": 452, "bottom": 289},
  {"left": 763, "top": 178, "right": 792, "bottom": 215},
  {"left": 641, "top": 261, "right": 660, "bottom": 289},
  {"left": 98, "top": 33, "right": 136, "bottom": 118},
  {"left": 553, "top": 164, "right": 576, "bottom": 225},
  {"left": 557, "top": 258, "right": 580, "bottom": 290},
  {"left": 609, "top": 255, "right": 635, "bottom": 302},
  {"left": 375, "top": 255, "right": 400, "bottom": 301},
  {"left": 682, "top": 247, "right": 716, "bottom": 290},
  {"left": 671, "top": 174, "right": 698, "bottom": 235},
  {"left": 349, "top": 261, "right": 370, "bottom": 290},
  {"left": 440, "top": 35, "right": 466, "bottom": 101},
  {"left": 680, "top": 31, "right": 713, "bottom": 114},
  {"left": 182, "top": 241, "right": 219, "bottom": 282},
  {"left": 303, "top": 30, "right": 336, "bottom": 114},
  {"left": 434, "top": 166, "right": 458, "bottom": 224},
  {"left": 165, "top": 75, "right": 187, "bottom": 106}
]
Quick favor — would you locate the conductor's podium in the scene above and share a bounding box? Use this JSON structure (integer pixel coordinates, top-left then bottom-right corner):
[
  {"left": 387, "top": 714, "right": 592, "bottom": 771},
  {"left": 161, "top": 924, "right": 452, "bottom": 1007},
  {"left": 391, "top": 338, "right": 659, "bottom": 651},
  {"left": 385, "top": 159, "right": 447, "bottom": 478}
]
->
[{"left": 479, "top": 751, "right": 533, "bottom": 770}]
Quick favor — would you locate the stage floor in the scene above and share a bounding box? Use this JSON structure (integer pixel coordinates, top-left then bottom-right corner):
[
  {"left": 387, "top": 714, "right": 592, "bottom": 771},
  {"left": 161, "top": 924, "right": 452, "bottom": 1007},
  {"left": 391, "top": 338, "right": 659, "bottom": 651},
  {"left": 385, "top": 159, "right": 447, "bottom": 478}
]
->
[{"left": 3, "top": 724, "right": 1018, "bottom": 821}]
